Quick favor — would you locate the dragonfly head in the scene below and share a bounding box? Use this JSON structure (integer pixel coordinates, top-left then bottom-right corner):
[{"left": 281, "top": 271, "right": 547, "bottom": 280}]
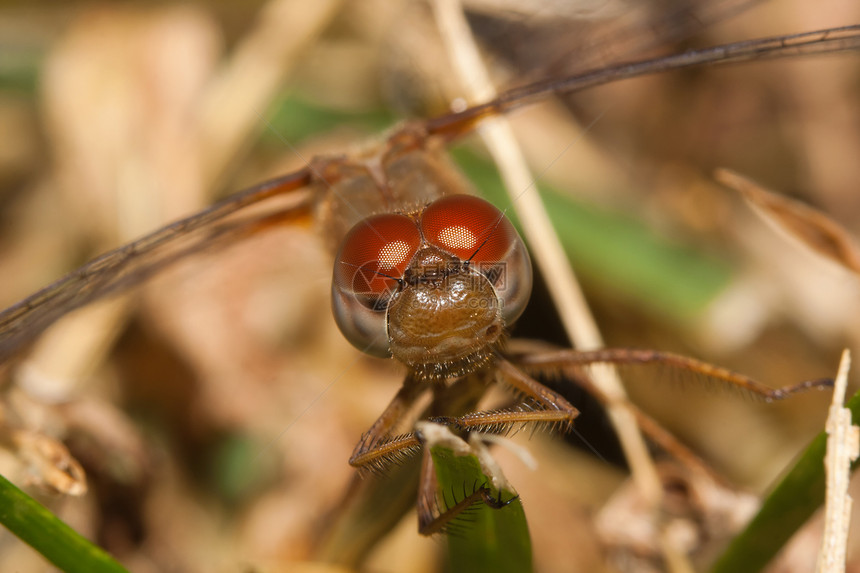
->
[{"left": 331, "top": 195, "right": 532, "bottom": 380}]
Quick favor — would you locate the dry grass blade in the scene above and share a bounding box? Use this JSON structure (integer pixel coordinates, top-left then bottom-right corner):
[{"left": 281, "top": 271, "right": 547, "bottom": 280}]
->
[
  {"left": 710, "top": 353, "right": 856, "bottom": 573},
  {"left": 429, "top": 0, "right": 661, "bottom": 505},
  {"left": 197, "top": 0, "right": 342, "bottom": 184},
  {"left": 716, "top": 168, "right": 860, "bottom": 274},
  {"left": 817, "top": 349, "right": 856, "bottom": 573}
]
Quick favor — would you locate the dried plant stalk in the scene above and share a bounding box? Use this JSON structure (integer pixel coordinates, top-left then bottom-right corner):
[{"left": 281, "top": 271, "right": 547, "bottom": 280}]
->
[{"left": 817, "top": 349, "right": 856, "bottom": 573}]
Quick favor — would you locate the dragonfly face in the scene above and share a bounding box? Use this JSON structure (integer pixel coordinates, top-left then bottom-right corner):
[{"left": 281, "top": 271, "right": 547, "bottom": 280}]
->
[{"left": 332, "top": 193, "right": 532, "bottom": 379}]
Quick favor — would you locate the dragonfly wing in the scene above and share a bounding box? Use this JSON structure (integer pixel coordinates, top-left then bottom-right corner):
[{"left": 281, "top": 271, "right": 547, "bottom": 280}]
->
[{"left": 0, "top": 169, "right": 313, "bottom": 363}]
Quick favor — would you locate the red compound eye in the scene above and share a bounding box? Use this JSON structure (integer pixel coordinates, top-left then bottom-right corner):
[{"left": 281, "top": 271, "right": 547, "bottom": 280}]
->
[
  {"left": 334, "top": 214, "right": 421, "bottom": 296},
  {"left": 421, "top": 195, "right": 517, "bottom": 263}
]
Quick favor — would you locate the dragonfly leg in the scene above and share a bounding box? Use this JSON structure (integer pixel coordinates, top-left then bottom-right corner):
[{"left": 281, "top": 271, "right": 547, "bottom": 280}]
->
[
  {"left": 415, "top": 446, "right": 515, "bottom": 536},
  {"left": 429, "top": 358, "right": 580, "bottom": 435},
  {"left": 514, "top": 347, "right": 834, "bottom": 400},
  {"left": 348, "top": 374, "right": 427, "bottom": 473},
  {"left": 511, "top": 345, "right": 833, "bottom": 480}
]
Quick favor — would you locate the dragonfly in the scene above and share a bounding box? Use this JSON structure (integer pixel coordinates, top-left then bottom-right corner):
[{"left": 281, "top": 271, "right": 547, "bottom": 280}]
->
[
  {"left": 0, "top": 3, "right": 857, "bottom": 571},
  {"left": 4, "top": 21, "right": 860, "bottom": 360}
]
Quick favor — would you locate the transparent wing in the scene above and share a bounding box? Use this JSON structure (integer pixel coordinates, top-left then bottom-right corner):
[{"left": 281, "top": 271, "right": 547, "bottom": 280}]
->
[
  {"left": 427, "top": 25, "right": 860, "bottom": 137},
  {"left": 466, "top": 0, "right": 764, "bottom": 83},
  {"left": 0, "top": 169, "right": 312, "bottom": 362}
]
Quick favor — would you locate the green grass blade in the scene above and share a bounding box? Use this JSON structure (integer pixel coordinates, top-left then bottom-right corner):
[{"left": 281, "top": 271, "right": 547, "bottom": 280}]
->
[
  {"left": 710, "top": 387, "right": 860, "bottom": 573},
  {"left": 0, "top": 473, "right": 129, "bottom": 573},
  {"left": 430, "top": 446, "right": 533, "bottom": 573}
]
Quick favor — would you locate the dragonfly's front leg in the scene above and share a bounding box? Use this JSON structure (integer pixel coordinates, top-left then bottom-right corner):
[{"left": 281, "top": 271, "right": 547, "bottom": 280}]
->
[
  {"left": 415, "top": 445, "right": 514, "bottom": 535},
  {"left": 348, "top": 373, "right": 427, "bottom": 473},
  {"left": 348, "top": 370, "right": 490, "bottom": 472},
  {"left": 429, "top": 358, "right": 580, "bottom": 436}
]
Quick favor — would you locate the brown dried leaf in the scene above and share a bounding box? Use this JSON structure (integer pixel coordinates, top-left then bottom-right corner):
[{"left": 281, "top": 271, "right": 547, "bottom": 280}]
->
[
  {"left": 8, "top": 429, "right": 87, "bottom": 496},
  {"left": 715, "top": 168, "right": 860, "bottom": 274}
]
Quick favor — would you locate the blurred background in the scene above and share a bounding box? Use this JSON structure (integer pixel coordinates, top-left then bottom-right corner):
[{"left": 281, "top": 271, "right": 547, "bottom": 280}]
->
[{"left": 0, "top": 0, "right": 858, "bottom": 571}]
